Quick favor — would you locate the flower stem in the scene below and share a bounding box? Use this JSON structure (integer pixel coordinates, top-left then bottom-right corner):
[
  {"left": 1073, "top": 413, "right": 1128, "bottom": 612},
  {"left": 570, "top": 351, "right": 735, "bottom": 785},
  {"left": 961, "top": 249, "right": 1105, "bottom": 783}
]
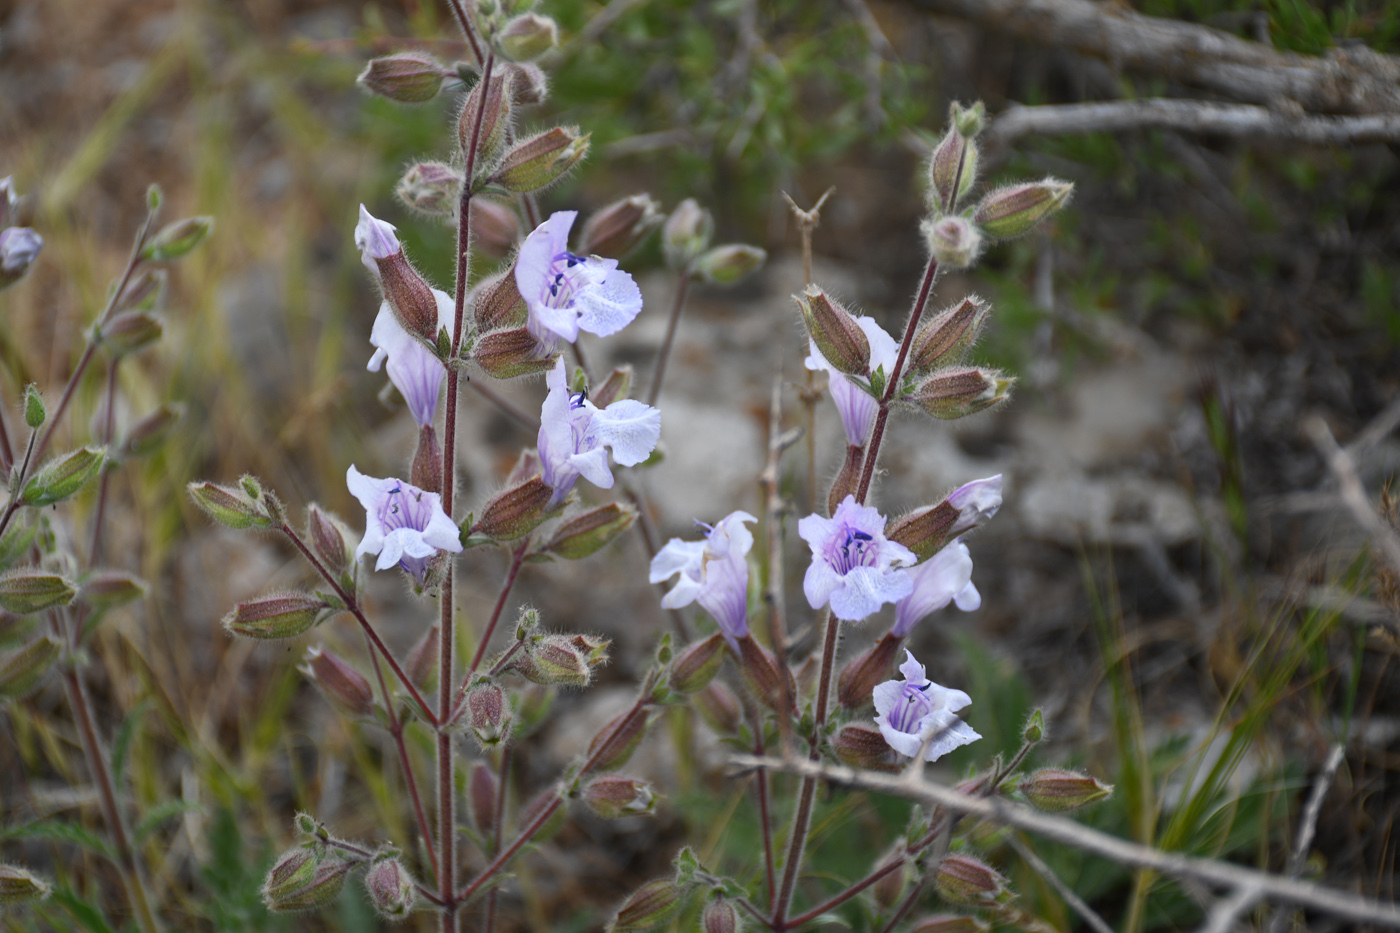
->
[
  {"left": 482, "top": 744, "right": 511, "bottom": 933},
  {"left": 0, "top": 425, "right": 38, "bottom": 542},
  {"left": 442, "top": 0, "right": 484, "bottom": 67},
  {"left": 645, "top": 268, "right": 691, "bottom": 407},
  {"left": 468, "top": 540, "right": 528, "bottom": 677}
]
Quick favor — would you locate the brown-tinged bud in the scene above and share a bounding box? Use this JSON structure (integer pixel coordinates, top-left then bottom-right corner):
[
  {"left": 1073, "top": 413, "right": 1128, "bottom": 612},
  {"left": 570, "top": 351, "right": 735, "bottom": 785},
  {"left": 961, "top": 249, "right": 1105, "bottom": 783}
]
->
[
  {"left": 886, "top": 503, "right": 957, "bottom": 563},
  {"left": 498, "top": 13, "right": 558, "bottom": 60},
  {"left": 406, "top": 624, "right": 439, "bottom": 692},
  {"left": 0, "top": 571, "right": 75, "bottom": 616},
  {"left": 909, "top": 296, "right": 988, "bottom": 376},
  {"left": 909, "top": 914, "right": 991, "bottom": 933},
  {"left": 358, "top": 52, "right": 447, "bottom": 103},
  {"left": 837, "top": 632, "right": 902, "bottom": 710},
  {"left": 364, "top": 857, "right": 416, "bottom": 919},
  {"left": 581, "top": 774, "right": 657, "bottom": 818},
  {"left": 260, "top": 844, "right": 322, "bottom": 905},
  {"left": 589, "top": 366, "right": 633, "bottom": 409},
  {"left": 464, "top": 678, "right": 513, "bottom": 747},
  {"left": 586, "top": 706, "right": 651, "bottom": 772},
  {"left": 908, "top": 368, "right": 1010, "bottom": 420},
  {"left": 115, "top": 268, "right": 166, "bottom": 313},
  {"left": 473, "top": 475, "right": 554, "bottom": 539},
  {"left": 972, "top": 179, "right": 1073, "bottom": 240},
  {"left": 667, "top": 632, "right": 727, "bottom": 694},
  {"left": 265, "top": 859, "right": 352, "bottom": 912},
  {"left": 923, "top": 216, "right": 982, "bottom": 269},
  {"left": 695, "top": 681, "right": 742, "bottom": 735},
  {"left": 491, "top": 127, "right": 590, "bottom": 193},
  {"left": 662, "top": 198, "right": 713, "bottom": 270},
  {"left": 411, "top": 425, "right": 443, "bottom": 495},
  {"left": 702, "top": 897, "right": 742, "bottom": 933},
  {"left": 0, "top": 635, "right": 61, "bottom": 700},
  {"left": 121, "top": 403, "right": 182, "bottom": 458},
  {"left": 580, "top": 195, "right": 663, "bottom": 258},
  {"left": 459, "top": 74, "right": 512, "bottom": 163},
  {"left": 141, "top": 216, "right": 214, "bottom": 262},
  {"left": 737, "top": 635, "right": 794, "bottom": 713},
  {"left": 307, "top": 506, "right": 354, "bottom": 578},
  {"left": 472, "top": 327, "right": 555, "bottom": 379},
  {"left": 933, "top": 854, "right": 1010, "bottom": 906},
  {"left": 871, "top": 847, "right": 910, "bottom": 910},
  {"left": 695, "top": 244, "right": 766, "bottom": 285},
  {"left": 377, "top": 252, "right": 443, "bottom": 344},
  {"left": 520, "top": 787, "right": 568, "bottom": 842},
  {"left": 798, "top": 285, "right": 870, "bottom": 377},
  {"left": 827, "top": 444, "right": 865, "bottom": 516},
  {"left": 472, "top": 269, "right": 529, "bottom": 330},
  {"left": 223, "top": 592, "right": 327, "bottom": 640},
  {"left": 830, "top": 723, "right": 900, "bottom": 772},
  {"left": 20, "top": 447, "right": 106, "bottom": 507},
  {"left": 98, "top": 311, "right": 162, "bottom": 356},
  {"left": 469, "top": 761, "right": 499, "bottom": 834},
  {"left": 302, "top": 647, "right": 374, "bottom": 717},
  {"left": 608, "top": 878, "right": 686, "bottom": 932},
  {"left": 472, "top": 198, "right": 521, "bottom": 258},
  {"left": 929, "top": 129, "right": 978, "bottom": 211},
  {"left": 543, "top": 503, "right": 637, "bottom": 560},
  {"left": 512, "top": 633, "right": 603, "bottom": 687},
  {"left": 1019, "top": 769, "right": 1112, "bottom": 812},
  {"left": 396, "top": 161, "right": 459, "bottom": 216},
  {"left": 501, "top": 61, "right": 549, "bottom": 105},
  {"left": 77, "top": 570, "right": 147, "bottom": 612},
  {"left": 0, "top": 862, "right": 52, "bottom": 906}
]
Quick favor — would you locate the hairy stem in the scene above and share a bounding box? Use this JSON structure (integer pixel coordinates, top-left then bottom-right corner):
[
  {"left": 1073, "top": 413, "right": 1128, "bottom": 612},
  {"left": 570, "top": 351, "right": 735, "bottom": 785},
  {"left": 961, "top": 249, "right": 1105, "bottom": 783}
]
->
[{"left": 482, "top": 744, "right": 511, "bottom": 933}]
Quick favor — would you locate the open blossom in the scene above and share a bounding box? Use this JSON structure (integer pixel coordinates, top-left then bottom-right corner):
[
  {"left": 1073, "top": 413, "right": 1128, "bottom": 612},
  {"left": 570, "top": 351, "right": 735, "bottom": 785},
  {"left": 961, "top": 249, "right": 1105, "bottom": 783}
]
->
[
  {"left": 515, "top": 211, "right": 643, "bottom": 343},
  {"left": 799, "top": 496, "right": 915, "bottom": 621},
  {"left": 805, "top": 315, "right": 898, "bottom": 446},
  {"left": 538, "top": 359, "right": 660, "bottom": 507},
  {"left": 347, "top": 466, "right": 462, "bottom": 584},
  {"left": 948, "top": 474, "right": 1002, "bottom": 534},
  {"left": 874, "top": 650, "right": 980, "bottom": 761},
  {"left": 649, "top": 511, "right": 756, "bottom": 649},
  {"left": 892, "top": 540, "right": 981, "bottom": 638}
]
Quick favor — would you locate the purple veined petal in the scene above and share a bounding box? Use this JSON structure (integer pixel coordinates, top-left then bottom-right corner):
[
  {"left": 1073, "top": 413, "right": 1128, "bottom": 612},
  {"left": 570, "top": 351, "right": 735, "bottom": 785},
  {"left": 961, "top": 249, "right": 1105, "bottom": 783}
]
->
[
  {"left": 897, "top": 650, "right": 926, "bottom": 685},
  {"left": 517, "top": 211, "right": 581, "bottom": 341},
  {"left": 696, "top": 551, "right": 750, "bottom": 645},
  {"left": 573, "top": 260, "right": 643, "bottom": 336},
  {"left": 919, "top": 716, "right": 982, "bottom": 759},
  {"left": 892, "top": 541, "right": 975, "bottom": 637},
  {"left": 586, "top": 399, "right": 661, "bottom": 467},
  {"left": 368, "top": 291, "right": 452, "bottom": 428},
  {"left": 829, "top": 564, "right": 913, "bottom": 621},
  {"left": 948, "top": 474, "right": 1003, "bottom": 534},
  {"left": 803, "top": 558, "right": 843, "bottom": 611},
  {"left": 871, "top": 678, "right": 904, "bottom": 718},
  {"left": 797, "top": 512, "right": 837, "bottom": 551},
  {"left": 347, "top": 465, "right": 460, "bottom": 584}
]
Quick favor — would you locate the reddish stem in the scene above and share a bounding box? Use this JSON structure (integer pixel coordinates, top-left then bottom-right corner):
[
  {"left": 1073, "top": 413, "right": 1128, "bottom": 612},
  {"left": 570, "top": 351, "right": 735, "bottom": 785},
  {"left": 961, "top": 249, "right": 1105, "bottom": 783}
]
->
[{"left": 645, "top": 269, "right": 690, "bottom": 407}]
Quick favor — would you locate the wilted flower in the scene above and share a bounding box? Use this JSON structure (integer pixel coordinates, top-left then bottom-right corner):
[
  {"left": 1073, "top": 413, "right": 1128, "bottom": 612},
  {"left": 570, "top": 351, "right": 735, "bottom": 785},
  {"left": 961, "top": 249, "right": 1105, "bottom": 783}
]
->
[
  {"left": 649, "top": 511, "right": 755, "bottom": 649},
  {"left": 347, "top": 466, "right": 463, "bottom": 585},
  {"left": 516, "top": 211, "right": 643, "bottom": 343},
  {"left": 798, "top": 496, "right": 914, "bottom": 621},
  {"left": 892, "top": 540, "right": 980, "bottom": 638},
  {"left": 537, "top": 359, "right": 659, "bottom": 507},
  {"left": 873, "top": 650, "right": 980, "bottom": 761},
  {"left": 805, "top": 315, "right": 898, "bottom": 447}
]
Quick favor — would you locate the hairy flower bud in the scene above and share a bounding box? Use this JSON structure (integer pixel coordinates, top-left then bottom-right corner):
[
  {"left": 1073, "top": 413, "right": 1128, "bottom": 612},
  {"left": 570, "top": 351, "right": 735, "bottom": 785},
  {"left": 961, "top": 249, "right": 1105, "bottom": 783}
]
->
[
  {"left": 608, "top": 878, "right": 685, "bottom": 932},
  {"left": 411, "top": 425, "right": 443, "bottom": 496},
  {"left": 491, "top": 127, "right": 589, "bottom": 193},
  {"left": 121, "top": 403, "right": 182, "bottom": 458},
  {"left": 827, "top": 443, "right": 865, "bottom": 517},
  {"left": 464, "top": 678, "right": 512, "bottom": 748},
  {"left": 702, "top": 897, "right": 742, "bottom": 933},
  {"left": 972, "top": 179, "right": 1073, "bottom": 240},
  {"left": 798, "top": 285, "right": 871, "bottom": 377},
  {"left": 261, "top": 845, "right": 322, "bottom": 905},
  {"left": 141, "top": 216, "right": 214, "bottom": 262},
  {"left": 190, "top": 477, "right": 268, "bottom": 528},
  {"left": 396, "top": 161, "right": 459, "bottom": 216},
  {"left": 0, "top": 862, "right": 52, "bottom": 906},
  {"left": 837, "top": 632, "right": 902, "bottom": 710},
  {"left": 933, "top": 854, "right": 1009, "bottom": 906},
  {"left": 581, "top": 774, "right": 657, "bottom": 818},
  {"left": 1019, "top": 769, "right": 1113, "bottom": 812},
  {"left": 502, "top": 61, "right": 549, "bottom": 105},
  {"left": 662, "top": 198, "right": 713, "bottom": 269},
  {"left": 908, "top": 368, "right": 1010, "bottom": 420},
  {"left": 22, "top": 384, "right": 45, "bottom": 429},
  {"left": 695, "top": 681, "right": 742, "bottom": 735},
  {"left": 472, "top": 327, "right": 556, "bottom": 379},
  {"left": 78, "top": 570, "right": 147, "bottom": 612},
  {"left": 588, "top": 368, "right": 633, "bottom": 411},
  {"left": 579, "top": 194, "right": 663, "bottom": 258},
  {"left": 695, "top": 244, "right": 766, "bottom": 285},
  {"left": 358, "top": 52, "right": 447, "bottom": 103},
  {"left": 951, "top": 100, "right": 986, "bottom": 138},
  {"left": 738, "top": 635, "right": 794, "bottom": 713},
  {"left": 471, "top": 269, "right": 529, "bottom": 331},
  {"left": 302, "top": 647, "right": 374, "bottom": 717},
  {"left": 473, "top": 475, "right": 554, "bottom": 540},
  {"left": 929, "top": 128, "right": 978, "bottom": 211},
  {"left": 459, "top": 73, "right": 513, "bottom": 163},
  {"left": 0, "top": 572, "right": 76, "bottom": 616},
  {"left": 544, "top": 503, "right": 637, "bottom": 560},
  {"left": 923, "top": 216, "right": 982, "bottom": 269},
  {"left": 909, "top": 914, "right": 991, "bottom": 933},
  {"left": 871, "top": 846, "right": 910, "bottom": 909},
  {"left": 498, "top": 13, "right": 558, "bottom": 60},
  {"left": 98, "top": 311, "right": 163, "bottom": 357},
  {"left": 363, "top": 857, "right": 416, "bottom": 919},
  {"left": 908, "top": 296, "right": 988, "bottom": 376},
  {"left": 307, "top": 506, "right": 355, "bottom": 578},
  {"left": 20, "top": 447, "right": 106, "bottom": 507},
  {"left": 265, "top": 859, "right": 351, "bottom": 912},
  {"left": 667, "top": 632, "right": 727, "bottom": 695},
  {"left": 586, "top": 706, "right": 651, "bottom": 772},
  {"left": 115, "top": 268, "right": 167, "bottom": 313},
  {"left": 224, "top": 592, "right": 327, "bottom": 640},
  {"left": 0, "top": 635, "right": 61, "bottom": 700},
  {"left": 469, "top": 761, "right": 499, "bottom": 834},
  {"left": 513, "top": 632, "right": 608, "bottom": 688},
  {"left": 831, "top": 722, "right": 901, "bottom": 772}
]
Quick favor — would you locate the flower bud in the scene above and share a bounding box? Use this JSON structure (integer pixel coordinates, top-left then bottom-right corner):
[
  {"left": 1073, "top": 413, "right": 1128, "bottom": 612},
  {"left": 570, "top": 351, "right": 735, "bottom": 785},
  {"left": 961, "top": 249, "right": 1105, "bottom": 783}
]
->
[
  {"left": 223, "top": 592, "right": 327, "bottom": 640},
  {"left": 98, "top": 311, "right": 163, "bottom": 357},
  {"left": 0, "top": 572, "right": 76, "bottom": 616},
  {"left": 695, "top": 244, "right": 766, "bottom": 285},
  {"left": 501, "top": 61, "right": 549, "bottom": 105},
  {"left": 265, "top": 859, "right": 352, "bottom": 912},
  {"left": 396, "top": 161, "right": 459, "bottom": 216},
  {"left": 512, "top": 633, "right": 603, "bottom": 687},
  {"left": 459, "top": 73, "right": 513, "bottom": 163},
  {"left": 702, "top": 897, "right": 742, "bottom": 933},
  {"left": 662, "top": 198, "right": 713, "bottom": 270},
  {"left": 469, "top": 272, "right": 526, "bottom": 334},
  {"left": 1022, "top": 708, "right": 1044, "bottom": 744},
  {"left": 798, "top": 285, "right": 871, "bottom": 377},
  {"left": 121, "top": 403, "right": 182, "bottom": 458},
  {"left": 0, "top": 228, "right": 42, "bottom": 288},
  {"left": 830, "top": 723, "right": 900, "bottom": 772},
  {"left": 827, "top": 444, "right": 865, "bottom": 517},
  {"left": 929, "top": 126, "right": 978, "bottom": 211},
  {"left": 469, "top": 760, "right": 499, "bottom": 834},
  {"left": 908, "top": 368, "right": 1009, "bottom": 420},
  {"left": 0, "top": 862, "right": 52, "bottom": 906},
  {"left": 22, "top": 384, "right": 44, "bottom": 429},
  {"left": 933, "top": 854, "right": 1009, "bottom": 906},
  {"left": 473, "top": 475, "right": 554, "bottom": 540},
  {"left": 302, "top": 647, "right": 374, "bottom": 717},
  {"left": 909, "top": 296, "right": 988, "bottom": 376},
  {"left": 464, "top": 678, "right": 513, "bottom": 748},
  {"left": 358, "top": 52, "right": 447, "bottom": 103},
  {"left": 364, "top": 857, "right": 416, "bottom": 919},
  {"left": 694, "top": 681, "right": 741, "bottom": 734},
  {"left": 667, "top": 632, "right": 727, "bottom": 695},
  {"left": 307, "top": 505, "right": 355, "bottom": 578},
  {"left": 608, "top": 878, "right": 685, "bottom": 932},
  {"left": 972, "top": 179, "right": 1073, "bottom": 240},
  {"left": 472, "top": 198, "right": 521, "bottom": 259},
  {"left": 951, "top": 100, "right": 986, "bottom": 138},
  {"left": 586, "top": 706, "right": 651, "bottom": 772},
  {"left": 1020, "top": 768, "right": 1112, "bottom": 812},
  {"left": 909, "top": 914, "right": 991, "bottom": 933},
  {"left": 406, "top": 624, "right": 439, "bottom": 692},
  {"left": 0, "top": 635, "right": 61, "bottom": 700},
  {"left": 472, "top": 327, "right": 555, "bottom": 379},
  {"left": 498, "top": 13, "right": 558, "bottom": 60},
  {"left": 579, "top": 194, "right": 663, "bottom": 258},
  {"left": 871, "top": 848, "right": 910, "bottom": 909},
  {"left": 77, "top": 570, "right": 147, "bottom": 612},
  {"left": 837, "top": 632, "right": 902, "bottom": 709},
  {"left": 115, "top": 268, "right": 166, "bottom": 313},
  {"left": 20, "top": 447, "right": 106, "bottom": 507},
  {"left": 923, "top": 216, "right": 982, "bottom": 269},
  {"left": 141, "top": 216, "right": 214, "bottom": 262},
  {"left": 580, "top": 774, "right": 657, "bottom": 818},
  {"left": 738, "top": 635, "right": 794, "bottom": 713},
  {"left": 544, "top": 503, "right": 637, "bottom": 560},
  {"left": 379, "top": 255, "right": 443, "bottom": 345},
  {"left": 490, "top": 127, "right": 589, "bottom": 193},
  {"left": 411, "top": 425, "right": 443, "bottom": 495},
  {"left": 261, "top": 845, "right": 322, "bottom": 905}
]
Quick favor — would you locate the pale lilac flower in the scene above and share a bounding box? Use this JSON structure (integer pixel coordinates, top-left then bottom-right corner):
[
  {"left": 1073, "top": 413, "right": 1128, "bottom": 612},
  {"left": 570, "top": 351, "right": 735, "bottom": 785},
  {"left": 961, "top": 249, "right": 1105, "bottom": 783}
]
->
[
  {"left": 649, "top": 511, "right": 756, "bottom": 649},
  {"left": 355, "top": 204, "right": 401, "bottom": 274},
  {"left": 515, "top": 211, "right": 644, "bottom": 343},
  {"left": 537, "top": 359, "right": 660, "bottom": 507},
  {"left": 799, "top": 495, "right": 915, "bottom": 621},
  {"left": 805, "top": 315, "right": 898, "bottom": 446},
  {"left": 948, "top": 474, "right": 1002, "bottom": 535},
  {"left": 367, "top": 290, "right": 454, "bottom": 427},
  {"left": 347, "top": 466, "right": 462, "bottom": 584},
  {"left": 873, "top": 650, "right": 980, "bottom": 761},
  {"left": 892, "top": 540, "right": 981, "bottom": 638},
  {"left": 0, "top": 227, "right": 42, "bottom": 277}
]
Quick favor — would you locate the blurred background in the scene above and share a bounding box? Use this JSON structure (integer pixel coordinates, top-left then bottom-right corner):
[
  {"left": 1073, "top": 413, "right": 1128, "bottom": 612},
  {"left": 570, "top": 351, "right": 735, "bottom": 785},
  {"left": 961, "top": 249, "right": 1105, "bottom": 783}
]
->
[{"left": 2, "top": 0, "right": 1400, "bottom": 929}]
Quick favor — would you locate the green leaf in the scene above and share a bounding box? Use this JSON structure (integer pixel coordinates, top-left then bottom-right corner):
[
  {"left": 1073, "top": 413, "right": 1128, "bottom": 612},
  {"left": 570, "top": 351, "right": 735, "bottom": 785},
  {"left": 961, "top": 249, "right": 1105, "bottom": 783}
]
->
[
  {"left": 110, "top": 697, "right": 151, "bottom": 790},
  {"left": 135, "top": 798, "right": 200, "bottom": 844},
  {"left": 2, "top": 819, "right": 117, "bottom": 861},
  {"left": 48, "top": 886, "right": 118, "bottom": 933}
]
